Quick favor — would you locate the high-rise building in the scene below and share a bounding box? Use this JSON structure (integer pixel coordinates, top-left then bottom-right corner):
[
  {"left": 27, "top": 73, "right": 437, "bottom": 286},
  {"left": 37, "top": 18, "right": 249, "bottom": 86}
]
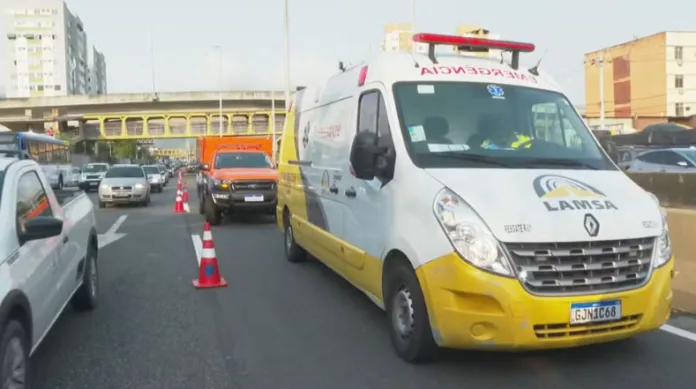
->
[
  {"left": 2, "top": 0, "right": 105, "bottom": 98},
  {"left": 88, "top": 45, "right": 106, "bottom": 94},
  {"left": 585, "top": 31, "right": 696, "bottom": 119},
  {"left": 381, "top": 23, "right": 427, "bottom": 54}
]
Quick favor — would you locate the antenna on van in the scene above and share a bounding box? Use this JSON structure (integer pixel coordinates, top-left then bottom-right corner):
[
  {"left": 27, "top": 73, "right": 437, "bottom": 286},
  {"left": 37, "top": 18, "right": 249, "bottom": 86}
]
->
[
  {"left": 528, "top": 50, "right": 547, "bottom": 76},
  {"left": 338, "top": 61, "right": 346, "bottom": 72}
]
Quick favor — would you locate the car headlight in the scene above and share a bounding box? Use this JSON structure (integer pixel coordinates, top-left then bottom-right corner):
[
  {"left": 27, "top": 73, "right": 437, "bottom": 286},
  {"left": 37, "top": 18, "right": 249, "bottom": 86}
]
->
[
  {"left": 433, "top": 188, "right": 513, "bottom": 276},
  {"left": 647, "top": 192, "right": 672, "bottom": 268},
  {"left": 100, "top": 184, "right": 109, "bottom": 190},
  {"left": 135, "top": 183, "right": 145, "bottom": 189}
]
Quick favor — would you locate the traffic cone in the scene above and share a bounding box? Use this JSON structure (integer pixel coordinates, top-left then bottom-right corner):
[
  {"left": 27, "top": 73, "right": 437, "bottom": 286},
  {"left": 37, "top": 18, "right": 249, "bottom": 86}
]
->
[
  {"left": 182, "top": 187, "right": 189, "bottom": 202},
  {"left": 173, "top": 189, "right": 184, "bottom": 213},
  {"left": 193, "top": 222, "right": 227, "bottom": 288}
]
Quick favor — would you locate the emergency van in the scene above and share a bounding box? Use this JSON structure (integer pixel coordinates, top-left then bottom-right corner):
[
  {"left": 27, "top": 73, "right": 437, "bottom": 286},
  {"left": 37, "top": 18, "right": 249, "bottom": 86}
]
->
[{"left": 276, "top": 33, "right": 673, "bottom": 363}]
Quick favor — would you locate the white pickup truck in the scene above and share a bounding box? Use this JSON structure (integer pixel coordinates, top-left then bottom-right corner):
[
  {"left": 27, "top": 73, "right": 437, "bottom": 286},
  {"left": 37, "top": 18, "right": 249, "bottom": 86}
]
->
[{"left": 0, "top": 157, "right": 98, "bottom": 388}]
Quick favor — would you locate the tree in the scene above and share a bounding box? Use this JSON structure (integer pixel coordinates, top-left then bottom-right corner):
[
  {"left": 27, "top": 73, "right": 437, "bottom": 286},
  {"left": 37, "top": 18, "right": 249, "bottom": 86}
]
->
[{"left": 112, "top": 140, "right": 137, "bottom": 159}]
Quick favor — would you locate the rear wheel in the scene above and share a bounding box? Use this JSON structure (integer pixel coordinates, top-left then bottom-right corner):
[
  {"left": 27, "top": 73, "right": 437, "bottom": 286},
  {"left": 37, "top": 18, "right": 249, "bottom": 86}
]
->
[{"left": 385, "top": 259, "right": 439, "bottom": 363}]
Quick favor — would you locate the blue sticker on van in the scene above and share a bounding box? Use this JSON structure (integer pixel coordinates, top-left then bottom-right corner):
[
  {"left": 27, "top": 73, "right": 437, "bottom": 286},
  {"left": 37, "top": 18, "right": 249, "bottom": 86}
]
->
[{"left": 487, "top": 84, "right": 505, "bottom": 99}]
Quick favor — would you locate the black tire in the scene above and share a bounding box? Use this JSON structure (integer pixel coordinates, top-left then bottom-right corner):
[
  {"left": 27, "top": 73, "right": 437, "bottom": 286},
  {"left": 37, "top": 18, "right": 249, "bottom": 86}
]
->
[
  {"left": 384, "top": 260, "right": 439, "bottom": 363},
  {"left": 98, "top": 201, "right": 105, "bottom": 209},
  {"left": 283, "top": 213, "right": 306, "bottom": 263},
  {"left": 0, "top": 319, "right": 30, "bottom": 389},
  {"left": 72, "top": 243, "right": 98, "bottom": 311},
  {"left": 204, "top": 196, "right": 222, "bottom": 225},
  {"left": 198, "top": 189, "right": 205, "bottom": 215}
]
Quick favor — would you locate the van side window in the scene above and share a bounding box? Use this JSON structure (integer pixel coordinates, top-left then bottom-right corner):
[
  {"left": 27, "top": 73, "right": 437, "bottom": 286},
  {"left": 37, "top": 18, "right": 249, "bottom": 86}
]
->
[
  {"left": 358, "top": 90, "right": 394, "bottom": 147},
  {"left": 16, "top": 171, "right": 53, "bottom": 241}
]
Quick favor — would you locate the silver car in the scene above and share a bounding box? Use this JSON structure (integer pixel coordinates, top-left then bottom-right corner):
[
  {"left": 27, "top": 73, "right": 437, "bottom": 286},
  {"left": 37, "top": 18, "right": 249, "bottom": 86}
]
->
[
  {"left": 143, "top": 164, "right": 165, "bottom": 193},
  {"left": 98, "top": 164, "right": 151, "bottom": 208}
]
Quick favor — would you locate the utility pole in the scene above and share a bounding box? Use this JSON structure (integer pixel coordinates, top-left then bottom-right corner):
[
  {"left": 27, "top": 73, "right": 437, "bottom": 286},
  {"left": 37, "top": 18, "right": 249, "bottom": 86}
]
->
[
  {"left": 410, "top": 0, "right": 416, "bottom": 53},
  {"left": 598, "top": 51, "right": 605, "bottom": 129},
  {"left": 214, "top": 46, "right": 224, "bottom": 137},
  {"left": 283, "top": 0, "right": 291, "bottom": 110}
]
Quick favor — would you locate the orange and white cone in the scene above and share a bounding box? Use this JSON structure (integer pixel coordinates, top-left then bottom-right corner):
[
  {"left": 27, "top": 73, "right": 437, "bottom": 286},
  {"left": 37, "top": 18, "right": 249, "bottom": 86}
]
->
[
  {"left": 173, "top": 189, "right": 184, "bottom": 213},
  {"left": 193, "top": 222, "right": 227, "bottom": 288}
]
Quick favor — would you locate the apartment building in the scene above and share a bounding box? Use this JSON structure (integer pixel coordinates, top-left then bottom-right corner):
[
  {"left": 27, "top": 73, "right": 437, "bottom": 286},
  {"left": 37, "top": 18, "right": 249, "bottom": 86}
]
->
[
  {"left": 585, "top": 31, "right": 696, "bottom": 120},
  {"left": 88, "top": 45, "right": 106, "bottom": 94},
  {"left": 381, "top": 23, "right": 428, "bottom": 53},
  {"left": 2, "top": 0, "right": 106, "bottom": 98}
]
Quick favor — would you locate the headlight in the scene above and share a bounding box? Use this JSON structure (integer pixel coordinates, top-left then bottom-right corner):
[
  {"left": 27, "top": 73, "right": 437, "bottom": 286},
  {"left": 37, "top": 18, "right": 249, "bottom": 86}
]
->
[
  {"left": 647, "top": 192, "right": 672, "bottom": 268},
  {"left": 433, "top": 188, "right": 513, "bottom": 276},
  {"left": 135, "top": 183, "right": 145, "bottom": 189},
  {"left": 100, "top": 184, "right": 109, "bottom": 189}
]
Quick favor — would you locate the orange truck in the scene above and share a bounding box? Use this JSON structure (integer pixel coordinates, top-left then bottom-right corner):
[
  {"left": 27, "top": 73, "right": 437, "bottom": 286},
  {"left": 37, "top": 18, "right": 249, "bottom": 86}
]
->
[{"left": 196, "top": 136, "right": 278, "bottom": 224}]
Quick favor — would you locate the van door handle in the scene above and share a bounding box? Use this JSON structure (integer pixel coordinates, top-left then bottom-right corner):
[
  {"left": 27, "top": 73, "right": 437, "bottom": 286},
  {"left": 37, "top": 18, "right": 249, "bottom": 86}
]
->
[
  {"left": 345, "top": 187, "right": 356, "bottom": 198},
  {"left": 62, "top": 236, "right": 69, "bottom": 244}
]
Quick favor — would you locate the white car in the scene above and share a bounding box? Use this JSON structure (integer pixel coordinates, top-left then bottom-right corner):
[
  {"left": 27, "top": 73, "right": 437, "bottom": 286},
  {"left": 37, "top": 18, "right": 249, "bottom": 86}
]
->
[
  {"left": 0, "top": 157, "right": 98, "bottom": 385},
  {"left": 66, "top": 166, "right": 82, "bottom": 187}
]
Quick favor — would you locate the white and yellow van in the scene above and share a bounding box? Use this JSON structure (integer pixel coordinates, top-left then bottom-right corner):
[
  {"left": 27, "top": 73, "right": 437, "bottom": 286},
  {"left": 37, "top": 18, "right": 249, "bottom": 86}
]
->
[{"left": 276, "top": 33, "right": 673, "bottom": 363}]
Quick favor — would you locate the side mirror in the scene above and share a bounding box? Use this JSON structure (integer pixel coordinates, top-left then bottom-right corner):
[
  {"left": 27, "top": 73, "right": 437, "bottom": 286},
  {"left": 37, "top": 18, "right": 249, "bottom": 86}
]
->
[
  {"left": 200, "top": 163, "right": 210, "bottom": 171},
  {"left": 599, "top": 138, "right": 618, "bottom": 163},
  {"left": 19, "top": 216, "right": 63, "bottom": 243},
  {"left": 349, "top": 131, "right": 387, "bottom": 180}
]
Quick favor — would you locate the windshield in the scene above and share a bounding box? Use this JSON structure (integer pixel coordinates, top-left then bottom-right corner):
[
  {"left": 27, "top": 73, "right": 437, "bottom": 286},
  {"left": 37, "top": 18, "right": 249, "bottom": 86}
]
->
[
  {"left": 214, "top": 152, "right": 272, "bottom": 169},
  {"left": 104, "top": 166, "right": 145, "bottom": 178},
  {"left": 392, "top": 82, "right": 615, "bottom": 170},
  {"left": 83, "top": 164, "right": 108, "bottom": 173},
  {"left": 143, "top": 166, "right": 160, "bottom": 174},
  {"left": 676, "top": 149, "right": 696, "bottom": 162}
]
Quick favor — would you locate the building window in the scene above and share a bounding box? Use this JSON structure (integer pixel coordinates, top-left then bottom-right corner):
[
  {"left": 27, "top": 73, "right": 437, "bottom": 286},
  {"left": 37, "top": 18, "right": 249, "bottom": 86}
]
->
[
  {"left": 675, "top": 75, "right": 684, "bottom": 88},
  {"left": 54, "top": 85, "right": 61, "bottom": 91},
  {"left": 675, "top": 46, "right": 683, "bottom": 60},
  {"left": 676, "top": 102, "right": 685, "bottom": 116}
]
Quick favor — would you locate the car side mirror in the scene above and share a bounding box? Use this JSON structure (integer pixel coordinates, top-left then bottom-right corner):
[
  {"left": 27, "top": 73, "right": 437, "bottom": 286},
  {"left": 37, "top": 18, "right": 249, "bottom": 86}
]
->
[
  {"left": 19, "top": 216, "right": 63, "bottom": 243},
  {"left": 200, "top": 163, "right": 210, "bottom": 171},
  {"left": 349, "top": 131, "right": 387, "bottom": 180},
  {"left": 599, "top": 138, "right": 618, "bottom": 163}
]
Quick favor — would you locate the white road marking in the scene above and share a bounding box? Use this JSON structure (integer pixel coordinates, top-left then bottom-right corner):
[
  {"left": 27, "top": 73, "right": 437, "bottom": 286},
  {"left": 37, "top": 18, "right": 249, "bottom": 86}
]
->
[
  {"left": 183, "top": 203, "right": 190, "bottom": 212},
  {"left": 191, "top": 234, "right": 202, "bottom": 266},
  {"left": 660, "top": 324, "right": 696, "bottom": 342},
  {"left": 105, "top": 214, "right": 127, "bottom": 235}
]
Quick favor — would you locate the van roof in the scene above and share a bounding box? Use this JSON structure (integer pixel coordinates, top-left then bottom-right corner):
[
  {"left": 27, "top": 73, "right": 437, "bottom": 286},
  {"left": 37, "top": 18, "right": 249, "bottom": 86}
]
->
[{"left": 299, "top": 51, "right": 562, "bottom": 105}]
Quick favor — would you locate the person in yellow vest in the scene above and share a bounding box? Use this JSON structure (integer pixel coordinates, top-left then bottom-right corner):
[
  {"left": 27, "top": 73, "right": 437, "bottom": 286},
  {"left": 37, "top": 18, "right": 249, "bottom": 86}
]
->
[{"left": 476, "top": 115, "right": 533, "bottom": 149}]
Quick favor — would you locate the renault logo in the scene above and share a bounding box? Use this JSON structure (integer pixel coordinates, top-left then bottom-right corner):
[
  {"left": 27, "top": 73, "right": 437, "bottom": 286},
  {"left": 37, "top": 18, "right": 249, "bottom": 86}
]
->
[{"left": 583, "top": 213, "right": 599, "bottom": 237}]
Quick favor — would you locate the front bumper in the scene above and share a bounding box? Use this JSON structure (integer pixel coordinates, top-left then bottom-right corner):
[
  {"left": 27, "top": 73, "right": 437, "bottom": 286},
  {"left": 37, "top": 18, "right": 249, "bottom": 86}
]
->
[
  {"left": 79, "top": 180, "right": 102, "bottom": 189},
  {"left": 210, "top": 188, "right": 277, "bottom": 211},
  {"left": 99, "top": 190, "right": 148, "bottom": 203},
  {"left": 415, "top": 252, "right": 674, "bottom": 350}
]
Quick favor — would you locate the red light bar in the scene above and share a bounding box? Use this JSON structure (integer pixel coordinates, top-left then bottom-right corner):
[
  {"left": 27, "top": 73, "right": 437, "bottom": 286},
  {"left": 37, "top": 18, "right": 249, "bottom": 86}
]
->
[{"left": 413, "top": 33, "right": 535, "bottom": 52}]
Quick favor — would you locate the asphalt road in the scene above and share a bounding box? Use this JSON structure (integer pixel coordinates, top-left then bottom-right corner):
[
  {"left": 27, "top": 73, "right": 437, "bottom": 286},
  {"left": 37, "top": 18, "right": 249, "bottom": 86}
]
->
[{"left": 32, "top": 178, "right": 696, "bottom": 389}]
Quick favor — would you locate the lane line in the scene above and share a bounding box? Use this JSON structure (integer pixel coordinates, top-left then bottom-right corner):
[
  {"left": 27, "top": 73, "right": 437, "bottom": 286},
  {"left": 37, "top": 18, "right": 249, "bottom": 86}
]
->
[
  {"left": 191, "top": 234, "right": 202, "bottom": 266},
  {"left": 660, "top": 324, "right": 696, "bottom": 342},
  {"left": 105, "top": 214, "right": 127, "bottom": 235},
  {"left": 183, "top": 203, "right": 190, "bottom": 213}
]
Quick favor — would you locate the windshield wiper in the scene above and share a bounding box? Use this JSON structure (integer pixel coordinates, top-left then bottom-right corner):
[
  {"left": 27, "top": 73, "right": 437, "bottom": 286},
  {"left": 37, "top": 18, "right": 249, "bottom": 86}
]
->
[
  {"left": 430, "top": 152, "right": 515, "bottom": 167},
  {"left": 519, "top": 158, "right": 598, "bottom": 170}
]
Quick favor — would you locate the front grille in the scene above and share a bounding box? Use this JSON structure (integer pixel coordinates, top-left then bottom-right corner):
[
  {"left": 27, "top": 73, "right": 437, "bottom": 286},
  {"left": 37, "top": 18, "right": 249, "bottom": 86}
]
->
[
  {"left": 233, "top": 180, "right": 275, "bottom": 191},
  {"left": 533, "top": 314, "right": 642, "bottom": 339},
  {"left": 123, "top": 186, "right": 133, "bottom": 190},
  {"left": 87, "top": 175, "right": 99, "bottom": 179},
  {"left": 505, "top": 237, "right": 654, "bottom": 296},
  {"left": 112, "top": 186, "right": 121, "bottom": 190}
]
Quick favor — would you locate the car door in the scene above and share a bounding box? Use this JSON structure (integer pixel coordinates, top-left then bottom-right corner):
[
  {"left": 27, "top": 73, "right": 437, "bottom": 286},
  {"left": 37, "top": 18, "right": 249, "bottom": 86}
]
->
[
  {"left": 13, "top": 169, "right": 63, "bottom": 341},
  {"left": 340, "top": 88, "right": 396, "bottom": 295}
]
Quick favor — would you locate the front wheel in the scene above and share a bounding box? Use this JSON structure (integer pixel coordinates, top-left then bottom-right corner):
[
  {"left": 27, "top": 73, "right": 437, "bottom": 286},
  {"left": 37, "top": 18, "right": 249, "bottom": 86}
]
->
[
  {"left": 385, "top": 260, "right": 439, "bottom": 363},
  {"left": 204, "top": 196, "right": 222, "bottom": 225},
  {"left": 72, "top": 244, "right": 98, "bottom": 311},
  {"left": 0, "top": 320, "right": 29, "bottom": 389}
]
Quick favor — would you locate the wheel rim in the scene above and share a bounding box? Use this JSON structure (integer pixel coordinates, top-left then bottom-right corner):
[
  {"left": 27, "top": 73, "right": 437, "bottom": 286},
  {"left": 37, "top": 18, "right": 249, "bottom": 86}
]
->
[
  {"left": 285, "top": 225, "right": 293, "bottom": 254},
  {"left": 391, "top": 286, "right": 415, "bottom": 339},
  {"left": 2, "top": 336, "right": 26, "bottom": 389},
  {"left": 89, "top": 256, "right": 98, "bottom": 298}
]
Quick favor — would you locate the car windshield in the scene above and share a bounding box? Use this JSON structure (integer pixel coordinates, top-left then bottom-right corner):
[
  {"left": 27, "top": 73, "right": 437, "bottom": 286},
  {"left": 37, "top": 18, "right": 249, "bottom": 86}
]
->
[
  {"left": 143, "top": 166, "right": 160, "bottom": 174},
  {"left": 83, "top": 164, "right": 108, "bottom": 173},
  {"left": 676, "top": 149, "right": 696, "bottom": 162},
  {"left": 214, "top": 152, "right": 272, "bottom": 168},
  {"left": 392, "top": 82, "right": 615, "bottom": 170},
  {"left": 104, "top": 166, "right": 145, "bottom": 178}
]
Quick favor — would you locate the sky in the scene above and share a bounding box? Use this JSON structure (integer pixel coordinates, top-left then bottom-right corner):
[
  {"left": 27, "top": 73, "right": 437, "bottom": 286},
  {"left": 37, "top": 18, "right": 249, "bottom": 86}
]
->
[{"left": 1, "top": 0, "right": 694, "bottom": 105}]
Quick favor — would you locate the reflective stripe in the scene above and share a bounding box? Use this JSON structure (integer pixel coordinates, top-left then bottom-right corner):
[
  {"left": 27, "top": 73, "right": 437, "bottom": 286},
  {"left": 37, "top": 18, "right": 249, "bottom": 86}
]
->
[{"left": 201, "top": 248, "right": 217, "bottom": 259}]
